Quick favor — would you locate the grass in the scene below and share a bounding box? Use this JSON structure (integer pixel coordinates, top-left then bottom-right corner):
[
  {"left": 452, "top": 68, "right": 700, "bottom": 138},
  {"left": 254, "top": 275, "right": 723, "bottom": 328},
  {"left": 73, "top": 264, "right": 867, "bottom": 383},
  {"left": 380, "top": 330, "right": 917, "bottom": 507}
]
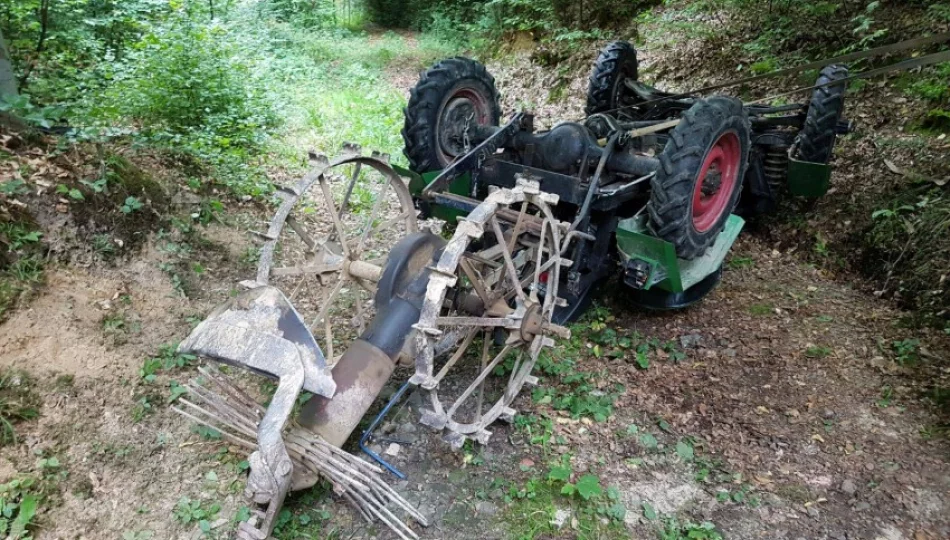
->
[
  {"left": 0, "top": 219, "right": 47, "bottom": 320},
  {"left": 501, "top": 468, "right": 628, "bottom": 540},
  {"left": 224, "top": 19, "right": 461, "bottom": 173},
  {"left": 0, "top": 370, "right": 41, "bottom": 447}
]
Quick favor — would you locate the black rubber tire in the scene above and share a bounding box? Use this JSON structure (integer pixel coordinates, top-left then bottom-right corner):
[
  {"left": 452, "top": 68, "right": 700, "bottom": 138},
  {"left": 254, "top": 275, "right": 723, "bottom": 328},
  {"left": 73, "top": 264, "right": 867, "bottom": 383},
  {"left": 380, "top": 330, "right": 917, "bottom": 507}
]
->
[
  {"left": 648, "top": 96, "right": 751, "bottom": 260},
  {"left": 402, "top": 57, "right": 501, "bottom": 173},
  {"left": 586, "top": 41, "right": 639, "bottom": 116},
  {"left": 796, "top": 64, "right": 848, "bottom": 164}
]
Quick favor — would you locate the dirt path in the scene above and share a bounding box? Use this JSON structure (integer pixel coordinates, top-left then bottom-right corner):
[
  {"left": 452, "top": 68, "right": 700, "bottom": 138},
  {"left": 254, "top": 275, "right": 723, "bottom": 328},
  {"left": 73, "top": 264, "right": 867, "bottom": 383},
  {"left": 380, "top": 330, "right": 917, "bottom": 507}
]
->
[{"left": 1, "top": 30, "right": 948, "bottom": 540}]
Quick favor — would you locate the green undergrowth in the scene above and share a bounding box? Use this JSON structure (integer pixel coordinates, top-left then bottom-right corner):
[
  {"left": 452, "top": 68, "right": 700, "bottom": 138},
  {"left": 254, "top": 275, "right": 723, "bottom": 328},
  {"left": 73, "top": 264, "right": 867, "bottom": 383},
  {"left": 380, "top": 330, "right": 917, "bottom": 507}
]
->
[
  {"left": 0, "top": 370, "right": 41, "bottom": 447},
  {"left": 500, "top": 459, "right": 627, "bottom": 540},
  {"left": 256, "top": 26, "right": 457, "bottom": 168},
  {"left": 862, "top": 186, "right": 950, "bottom": 325},
  {"left": 509, "top": 305, "right": 687, "bottom": 423},
  {"left": 0, "top": 455, "right": 67, "bottom": 538},
  {"left": 270, "top": 483, "right": 337, "bottom": 539},
  {"left": 5, "top": 1, "right": 462, "bottom": 200},
  {"left": 0, "top": 216, "right": 45, "bottom": 322}
]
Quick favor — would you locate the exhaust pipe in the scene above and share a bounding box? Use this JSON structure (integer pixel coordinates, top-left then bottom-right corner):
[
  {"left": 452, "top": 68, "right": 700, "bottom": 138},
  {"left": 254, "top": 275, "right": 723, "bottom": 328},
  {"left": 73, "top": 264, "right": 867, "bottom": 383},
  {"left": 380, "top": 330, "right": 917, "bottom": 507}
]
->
[{"left": 298, "top": 232, "right": 446, "bottom": 445}]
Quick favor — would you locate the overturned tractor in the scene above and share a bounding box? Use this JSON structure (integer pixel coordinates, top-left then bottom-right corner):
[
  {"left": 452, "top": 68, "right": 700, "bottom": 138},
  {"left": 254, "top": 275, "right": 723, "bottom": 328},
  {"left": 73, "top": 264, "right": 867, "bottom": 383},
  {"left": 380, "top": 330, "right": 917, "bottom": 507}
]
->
[{"left": 171, "top": 39, "right": 870, "bottom": 538}]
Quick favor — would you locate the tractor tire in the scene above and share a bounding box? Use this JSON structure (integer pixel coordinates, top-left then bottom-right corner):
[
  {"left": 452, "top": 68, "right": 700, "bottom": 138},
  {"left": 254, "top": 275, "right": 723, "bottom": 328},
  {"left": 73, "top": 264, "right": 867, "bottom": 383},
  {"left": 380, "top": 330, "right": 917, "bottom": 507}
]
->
[
  {"left": 586, "top": 41, "right": 640, "bottom": 115},
  {"left": 796, "top": 64, "right": 848, "bottom": 164},
  {"left": 648, "top": 96, "right": 751, "bottom": 260},
  {"left": 402, "top": 57, "right": 501, "bottom": 173}
]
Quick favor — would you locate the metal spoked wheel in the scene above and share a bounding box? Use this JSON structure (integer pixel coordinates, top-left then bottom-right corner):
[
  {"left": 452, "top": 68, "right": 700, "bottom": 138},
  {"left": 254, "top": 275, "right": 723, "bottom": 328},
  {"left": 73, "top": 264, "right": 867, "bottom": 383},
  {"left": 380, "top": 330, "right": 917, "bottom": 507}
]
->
[
  {"left": 410, "top": 180, "right": 571, "bottom": 448},
  {"left": 254, "top": 149, "right": 418, "bottom": 364}
]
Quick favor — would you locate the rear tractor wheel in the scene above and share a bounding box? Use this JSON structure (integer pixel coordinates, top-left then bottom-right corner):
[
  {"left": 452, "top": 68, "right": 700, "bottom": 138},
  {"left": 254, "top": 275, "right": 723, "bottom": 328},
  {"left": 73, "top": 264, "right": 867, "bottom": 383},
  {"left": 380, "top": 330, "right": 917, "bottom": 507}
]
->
[
  {"left": 648, "top": 96, "right": 751, "bottom": 260},
  {"left": 402, "top": 57, "right": 502, "bottom": 173}
]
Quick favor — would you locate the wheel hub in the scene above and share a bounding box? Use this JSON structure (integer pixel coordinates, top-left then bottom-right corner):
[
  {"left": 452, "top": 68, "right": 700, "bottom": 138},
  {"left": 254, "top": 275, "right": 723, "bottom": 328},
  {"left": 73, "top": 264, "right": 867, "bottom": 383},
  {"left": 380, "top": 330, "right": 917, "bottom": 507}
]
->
[
  {"left": 439, "top": 97, "right": 477, "bottom": 157},
  {"left": 692, "top": 131, "right": 741, "bottom": 233}
]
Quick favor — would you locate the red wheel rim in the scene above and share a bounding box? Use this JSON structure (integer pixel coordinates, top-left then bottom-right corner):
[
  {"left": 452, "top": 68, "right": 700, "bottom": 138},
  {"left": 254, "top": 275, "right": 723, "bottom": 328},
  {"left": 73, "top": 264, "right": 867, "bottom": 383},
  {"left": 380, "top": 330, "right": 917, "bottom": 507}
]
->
[{"left": 691, "top": 131, "right": 740, "bottom": 232}]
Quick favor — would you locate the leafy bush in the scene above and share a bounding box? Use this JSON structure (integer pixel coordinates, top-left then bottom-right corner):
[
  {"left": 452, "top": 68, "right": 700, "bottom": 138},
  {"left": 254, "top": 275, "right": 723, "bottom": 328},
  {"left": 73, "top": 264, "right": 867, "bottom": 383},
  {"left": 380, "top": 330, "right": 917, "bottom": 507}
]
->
[
  {"left": 105, "top": 16, "right": 270, "bottom": 151},
  {"left": 864, "top": 188, "right": 950, "bottom": 324},
  {"left": 364, "top": 0, "right": 660, "bottom": 37}
]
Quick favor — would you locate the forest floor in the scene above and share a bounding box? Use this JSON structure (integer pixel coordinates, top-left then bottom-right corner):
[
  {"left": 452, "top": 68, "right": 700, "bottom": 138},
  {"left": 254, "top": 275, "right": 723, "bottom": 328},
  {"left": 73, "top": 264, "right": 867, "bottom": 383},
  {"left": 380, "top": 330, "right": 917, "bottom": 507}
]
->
[{"left": 1, "top": 18, "right": 949, "bottom": 540}]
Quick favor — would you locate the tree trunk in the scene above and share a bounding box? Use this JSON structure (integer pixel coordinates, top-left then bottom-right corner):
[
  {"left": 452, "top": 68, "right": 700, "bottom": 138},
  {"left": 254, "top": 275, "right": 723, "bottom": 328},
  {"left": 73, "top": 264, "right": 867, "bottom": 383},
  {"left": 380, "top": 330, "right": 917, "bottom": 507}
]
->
[{"left": 0, "top": 27, "right": 17, "bottom": 99}]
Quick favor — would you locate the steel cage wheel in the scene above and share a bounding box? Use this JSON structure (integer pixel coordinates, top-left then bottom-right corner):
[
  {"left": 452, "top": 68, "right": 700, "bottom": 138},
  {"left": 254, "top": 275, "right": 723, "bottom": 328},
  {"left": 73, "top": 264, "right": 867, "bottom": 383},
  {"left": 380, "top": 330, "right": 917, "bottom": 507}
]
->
[
  {"left": 254, "top": 152, "right": 418, "bottom": 364},
  {"left": 409, "top": 180, "right": 570, "bottom": 448}
]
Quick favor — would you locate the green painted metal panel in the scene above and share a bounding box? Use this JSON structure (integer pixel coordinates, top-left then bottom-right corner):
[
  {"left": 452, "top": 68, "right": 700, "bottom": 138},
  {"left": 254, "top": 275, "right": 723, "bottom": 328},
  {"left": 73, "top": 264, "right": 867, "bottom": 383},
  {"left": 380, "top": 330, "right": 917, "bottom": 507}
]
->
[
  {"left": 616, "top": 216, "right": 683, "bottom": 292},
  {"left": 415, "top": 170, "right": 472, "bottom": 222},
  {"left": 616, "top": 214, "right": 745, "bottom": 293},
  {"left": 787, "top": 157, "right": 832, "bottom": 197},
  {"left": 392, "top": 164, "right": 423, "bottom": 193}
]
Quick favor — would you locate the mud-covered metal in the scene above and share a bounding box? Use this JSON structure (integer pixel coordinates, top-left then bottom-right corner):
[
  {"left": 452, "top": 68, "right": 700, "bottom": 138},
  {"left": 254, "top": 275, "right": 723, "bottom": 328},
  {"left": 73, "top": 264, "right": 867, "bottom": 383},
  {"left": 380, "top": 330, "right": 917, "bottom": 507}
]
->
[
  {"left": 410, "top": 178, "right": 572, "bottom": 448},
  {"left": 250, "top": 148, "right": 418, "bottom": 365},
  {"left": 177, "top": 286, "right": 336, "bottom": 539}
]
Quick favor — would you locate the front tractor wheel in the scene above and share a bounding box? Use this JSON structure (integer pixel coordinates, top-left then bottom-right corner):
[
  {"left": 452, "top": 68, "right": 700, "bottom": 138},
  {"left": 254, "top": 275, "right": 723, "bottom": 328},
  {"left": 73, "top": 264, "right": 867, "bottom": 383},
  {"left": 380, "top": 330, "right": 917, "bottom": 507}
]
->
[
  {"left": 402, "top": 57, "right": 502, "bottom": 173},
  {"left": 648, "top": 96, "right": 751, "bottom": 260},
  {"left": 586, "top": 40, "right": 641, "bottom": 115},
  {"left": 797, "top": 64, "right": 848, "bottom": 164}
]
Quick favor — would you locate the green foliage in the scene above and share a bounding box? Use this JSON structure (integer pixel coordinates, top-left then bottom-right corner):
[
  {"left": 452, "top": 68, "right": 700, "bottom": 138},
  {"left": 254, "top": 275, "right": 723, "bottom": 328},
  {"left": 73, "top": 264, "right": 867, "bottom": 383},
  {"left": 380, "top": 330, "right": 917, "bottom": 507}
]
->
[
  {"left": 504, "top": 464, "right": 626, "bottom": 538},
  {"left": 109, "top": 17, "right": 266, "bottom": 138},
  {"left": 0, "top": 477, "right": 39, "bottom": 539},
  {"left": 140, "top": 343, "right": 196, "bottom": 383},
  {"left": 0, "top": 179, "right": 29, "bottom": 197},
  {"left": 0, "top": 95, "right": 64, "bottom": 128},
  {"left": 657, "top": 517, "right": 723, "bottom": 540},
  {"left": 892, "top": 338, "right": 920, "bottom": 366},
  {"left": 865, "top": 188, "right": 950, "bottom": 320},
  {"left": 0, "top": 456, "right": 64, "bottom": 539},
  {"left": 0, "top": 223, "right": 42, "bottom": 252},
  {"left": 173, "top": 496, "right": 221, "bottom": 534},
  {"left": 270, "top": 483, "right": 334, "bottom": 539},
  {"left": 120, "top": 196, "right": 144, "bottom": 214},
  {"left": 0, "top": 370, "right": 41, "bottom": 447},
  {"left": 364, "top": 0, "right": 660, "bottom": 44}
]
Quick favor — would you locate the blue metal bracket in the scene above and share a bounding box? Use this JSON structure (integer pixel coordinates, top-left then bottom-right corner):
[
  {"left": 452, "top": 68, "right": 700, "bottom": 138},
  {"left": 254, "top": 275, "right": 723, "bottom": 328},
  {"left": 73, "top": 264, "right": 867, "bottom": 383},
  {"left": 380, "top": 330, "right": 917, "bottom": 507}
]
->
[{"left": 359, "top": 380, "right": 412, "bottom": 479}]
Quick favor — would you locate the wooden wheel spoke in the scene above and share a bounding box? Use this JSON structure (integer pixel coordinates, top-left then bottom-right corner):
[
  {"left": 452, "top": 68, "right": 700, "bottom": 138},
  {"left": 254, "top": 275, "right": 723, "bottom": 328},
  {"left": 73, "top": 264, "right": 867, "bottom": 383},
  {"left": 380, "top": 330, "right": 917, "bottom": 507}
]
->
[
  {"left": 355, "top": 178, "right": 391, "bottom": 255},
  {"left": 337, "top": 162, "right": 363, "bottom": 219},
  {"left": 366, "top": 211, "right": 412, "bottom": 240},
  {"left": 310, "top": 277, "right": 346, "bottom": 332},
  {"left": 458, "top": 258, "right": 493, "bottom": 307}
]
